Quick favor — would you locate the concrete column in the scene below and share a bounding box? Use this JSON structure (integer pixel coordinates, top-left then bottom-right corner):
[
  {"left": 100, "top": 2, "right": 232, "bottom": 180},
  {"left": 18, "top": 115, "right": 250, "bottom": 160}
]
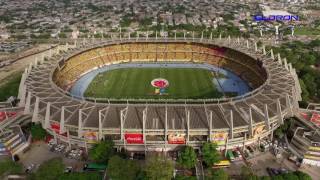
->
[
  {"left": 249, "top": 108, "right": 254, "bottom": 138},
  {"left": 78, "top": 109, "right": 83, "bottom": 138},
  {"left": 286, "top": 94, "right": 293, "bottom": 116},
  {"left": 208, "top": 111, "right": 213, "bottom": 142},
  {"left": 262, "top": 45, "right": 266, "bottom": 55},
  {"left": 67, "top": 130, "right": 71, "bottom": 151},
  {"left": 44, "top": 102, "right": 51, "bottom": 129},
  {"left": 276, "top": 99, "right": 283, "bottom": 125},
  {"left": 24, "top": 92, "right": 31, "bottom": 114},
  {"left": 59, "top": 106, "right": 65, "bottom": 134},
  {"left": 120, "top": 109, "right": 125, "bottom": 141},
  {"left": 264, "top": 104, "right": 270, "bottom": 130},
  {"left": 31, "top": 96, "right": 40, "bottom": 122},
  {"left": 283, "top": 58, "right": 288, "bottom": 70},
  {"left": 288, "top": 63, "right": 293, "bottom": 73},
  {"left": 186, "top": 110, "right": 190, "bottom": 144},
  {"left": 165, "top": 105, "right": 168, "bottom": 145},
  {"left": 18, "top": 85, "right": 26, "bottom": 107},
  {"left": 228, "top": 35, "right": 231, "bottom": 44},
  {"left": 200, "top": 31, "right": 203, "bottom": 41},
  {"left": 98, "top": 110, "right": 103, "bottom": 140},
  {"left": 219, "top": 33, "right": 222, "bottom": 40},
  {"left": 246, "top": 40, "right": 249, "bottom": 49},
  {"left": 277, "top": 53, "right": 282, "bottom": 64},
  {"left": 270, "top": 49, "right": 274, "bottom": 60},
  {"left": 210, "top": 32, "right": 213, "bottom": 40},
  {"left": 254, "top": 42, "right": 258, "bottom": 52},
  {"left": 143, "top": 108, "right": 147, "bottom": 149},
  {"left": 230, "top": 110, "right": 234, "bottom": 139}
]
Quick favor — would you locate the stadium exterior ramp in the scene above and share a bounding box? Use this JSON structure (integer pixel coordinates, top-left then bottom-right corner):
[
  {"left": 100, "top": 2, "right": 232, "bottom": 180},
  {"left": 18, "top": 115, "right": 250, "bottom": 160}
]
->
[{"left": 18, "top": 35, "right": 302, "bottom": 152}]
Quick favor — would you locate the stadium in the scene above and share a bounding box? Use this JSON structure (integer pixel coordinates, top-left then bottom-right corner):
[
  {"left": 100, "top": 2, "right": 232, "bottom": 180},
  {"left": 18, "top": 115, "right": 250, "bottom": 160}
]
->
[{"left": 19, "top": 36, "right": 302, "bottom": 152}]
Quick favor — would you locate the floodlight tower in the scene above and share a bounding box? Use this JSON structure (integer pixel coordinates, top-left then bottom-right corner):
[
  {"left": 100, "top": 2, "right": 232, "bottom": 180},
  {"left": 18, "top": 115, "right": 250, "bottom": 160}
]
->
[
  {"left": 290, "top": 25, "right": 295, "bottom": 37},
  {"left": 275, "top": 25, "right": 279, "bottom": 39}
]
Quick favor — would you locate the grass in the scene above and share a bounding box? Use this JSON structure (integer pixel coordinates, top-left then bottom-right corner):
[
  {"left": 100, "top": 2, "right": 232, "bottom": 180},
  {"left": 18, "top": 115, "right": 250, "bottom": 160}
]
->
[
  {"left": 0, "top": 72, "right": 22, "bottom": 101},
  {"left": 84, "top": 68, "right": 223, "bottom": 99},
  {"left": 0, "top": 158, "right": 23, "bottom": 176},
  {"left": 294, "top": 27, "right": 320, "bottom": 35}
]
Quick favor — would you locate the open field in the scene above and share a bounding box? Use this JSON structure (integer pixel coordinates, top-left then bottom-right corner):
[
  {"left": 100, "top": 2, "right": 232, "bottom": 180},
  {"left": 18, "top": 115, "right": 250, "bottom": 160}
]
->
[
  {"left": 0, "top": 72, "right": 22, "bottom": 101},
  {"left": 84, "top": 68, "right": 223, "bottom": 99}
]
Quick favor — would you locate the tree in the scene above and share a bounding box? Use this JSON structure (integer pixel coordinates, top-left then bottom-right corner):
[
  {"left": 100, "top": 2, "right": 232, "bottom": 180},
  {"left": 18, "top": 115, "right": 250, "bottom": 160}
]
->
[
  {"left": 207, "top": 169, "right": 229, "bottom": 180},
  {"left": 0, "top": 158, "right": 23, "bottom": 177},
  {"left": 202, "top": 142, "right": 221, "bottom": 167},
  {"left": 145, "top": 155, "right": 174, "bottom": 180},
  {"left": 240, "top": 166, "right": 259, "bottom": 180},
  {"left": 175, "top": 175, "right": 197, "bottom": 180},
  {"left": 31, "top": 158, "right": 65, "bottom": 180},
  {"left": 178, "top": 146, "right": 197, "bottom": 169},
  {"left": 281, "top": 173, "right": 299, "bottom": 180},
  {"left": 30, "top": 123, "right": 47, "bottom": 141},
  {"left": 271, "top": 176, "right": 284, "bottom": 180},
  {"left": 88, "top": 140, "right": 114, "bottom": 163},
  {"left": 294, "top": 171, "right": 312, "bottom": 180},
  {"left": 107, "top": 155, "right": 140, "bottom": 180},
  {"left": 58, "top": 172, "right": 102, "bottom": 180},
  {"left": 260, "top": 176, "right": 271, "bottom": 180}
]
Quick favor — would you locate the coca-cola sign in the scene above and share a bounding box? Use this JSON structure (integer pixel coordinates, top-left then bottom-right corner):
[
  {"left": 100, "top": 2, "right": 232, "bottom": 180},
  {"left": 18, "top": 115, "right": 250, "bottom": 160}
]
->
[{"left": 125, "top": 133, "right": 144, "bottom": 144}]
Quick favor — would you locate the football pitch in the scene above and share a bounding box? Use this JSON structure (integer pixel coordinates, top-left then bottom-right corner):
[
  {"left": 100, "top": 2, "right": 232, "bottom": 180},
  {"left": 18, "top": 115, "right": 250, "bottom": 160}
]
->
[{"left": 84, "top": 68, "right": 223, "bottom": 99}]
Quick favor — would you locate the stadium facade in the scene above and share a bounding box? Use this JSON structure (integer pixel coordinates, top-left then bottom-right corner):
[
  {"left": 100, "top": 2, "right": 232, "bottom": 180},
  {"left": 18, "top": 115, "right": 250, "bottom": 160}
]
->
[{"left": 18, "top": 36, "right": 302, "bottom": 152}]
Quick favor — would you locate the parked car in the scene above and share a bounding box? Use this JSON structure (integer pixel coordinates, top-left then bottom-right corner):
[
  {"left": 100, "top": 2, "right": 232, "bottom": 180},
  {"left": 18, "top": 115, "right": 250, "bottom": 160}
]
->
[{"left": 64, "top": 166, "right": 73, "bottom": 173}]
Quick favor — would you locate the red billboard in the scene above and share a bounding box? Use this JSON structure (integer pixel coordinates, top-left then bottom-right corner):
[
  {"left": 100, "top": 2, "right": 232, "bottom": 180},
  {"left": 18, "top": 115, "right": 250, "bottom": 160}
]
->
[
  {"left": 125, "top": 133, "right": 144, "bottom": 144},
  {"left": 50, "top": 122, "right": 60, "bottom": 133},
  {"left": 168, "top": 133, "right": 186, "bottom": 144}
]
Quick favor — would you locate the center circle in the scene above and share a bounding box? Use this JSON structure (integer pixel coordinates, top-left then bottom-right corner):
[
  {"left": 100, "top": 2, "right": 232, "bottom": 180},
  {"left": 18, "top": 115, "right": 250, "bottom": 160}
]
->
[{"left": 151, "top": 78, "right": 169, "bottom": 88}]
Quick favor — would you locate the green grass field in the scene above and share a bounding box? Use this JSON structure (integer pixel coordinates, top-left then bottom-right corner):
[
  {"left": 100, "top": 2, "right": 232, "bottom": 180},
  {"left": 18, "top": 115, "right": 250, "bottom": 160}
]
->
[
  {"left": 84, "top": 68, "right": 223, "bottom": 99},
  {"left": 0, "top": 73, "right": 22, "bottom": 101}
]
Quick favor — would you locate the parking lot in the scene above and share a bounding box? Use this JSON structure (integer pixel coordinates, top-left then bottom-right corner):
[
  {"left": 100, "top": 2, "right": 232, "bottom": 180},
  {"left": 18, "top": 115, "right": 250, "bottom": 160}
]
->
[
  {"left": 18, "top": 141, "right": 85, "bottom": 174},
  {"left": 47, "top": 139, "right": 85, "bottom": 161}
]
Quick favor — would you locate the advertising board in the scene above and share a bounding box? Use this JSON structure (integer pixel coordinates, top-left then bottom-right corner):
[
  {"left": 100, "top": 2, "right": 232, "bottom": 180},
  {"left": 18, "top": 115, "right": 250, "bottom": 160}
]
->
[
  {"left": 125, "top": 133, "right": 144, "bottom": 144},
  {"left": 168, "top": 133, "right": 186, "bottom": 144},
  {"left": 211, "top": 132, "right": 228, "bottom": 145},
  {"left": 83, "top": 131, "right": 99, "bottom": 143}
]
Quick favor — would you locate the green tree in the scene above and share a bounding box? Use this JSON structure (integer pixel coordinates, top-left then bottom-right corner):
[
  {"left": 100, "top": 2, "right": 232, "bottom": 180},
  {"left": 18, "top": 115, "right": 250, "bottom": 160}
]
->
[
  {"left": 58, "top": 172, "right": 102, "bottom": 180},
  {"left": 88, "top": 140, "right": 114, "bottom": 163},
  {"left": 107, "top": 155, "right": 140, "bottom": 180},
  {"left": 30, "top": 123, "right": 47, "bottom": 141},
  {"left": 240, "top": 166, "right": 259, "bottom": 180},
  {"left": 294, "top": 171, "right": 312, "bottom": 180},
  {"left": 178, "top": 146, "right": 197, "bottom": 169},
  {"left": 175, "top": 175, "right": 197, "bottom": 180},
  {"left": 207, "top": 169, "right": 229, "bottom": 180},
  {"left": 271, "top": 175, "right": 284, "bottom": 180},
  {"left": 31, "top": 158, "right": 65, "bottom": 180},
  {"left": 0, "top": 158, "right": 23, "bottom": 177},
  {"left": 202, "top": 142, "right": 221, "bottom": 167},
  {"left": 145, "top": 155, "right": 174, "bottom": 180},
  {"left": 260, "top": 176, "right": 271, "bottom": 180},
  {"left": 281, "top": 173, "right": 299, "bottom": 180}
]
